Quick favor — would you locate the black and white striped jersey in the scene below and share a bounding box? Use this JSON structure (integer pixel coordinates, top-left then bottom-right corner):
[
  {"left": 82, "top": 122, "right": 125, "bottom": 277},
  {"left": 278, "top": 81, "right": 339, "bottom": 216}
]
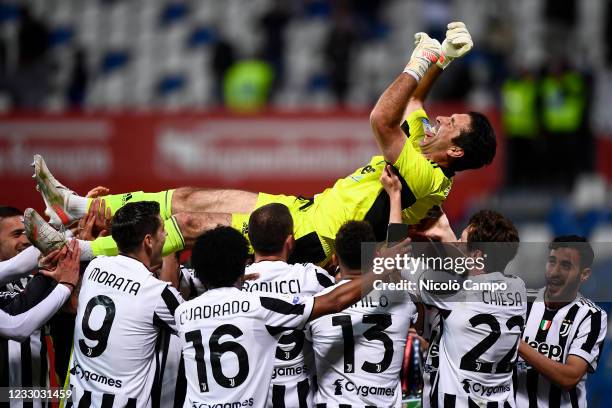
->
[
  {"left": 421, "top": 306, "right": 441, "bottom": 408},
  {"left": 175, "top": 287, "right": 313, "bottom": 408},
  {"left": 416, "top": 271, "right": 527, "bottom": 408},
  {"left": 515, "top": 289, "right": 607, "bottom": 408},
  {"left": 154, "top": 266, "right": 204, "bottom": 408},
  {"left": 0, "top": 275, "right": 53, "bottom": 408},
  {"left": 68, "top": 255, "right": 183, "bottom": 408},
  {"left": 306, "top": 280, "right": 417, "bottom": 407},
  {"left": 243, "top": 260, "right": 334, "bottom": 408}
]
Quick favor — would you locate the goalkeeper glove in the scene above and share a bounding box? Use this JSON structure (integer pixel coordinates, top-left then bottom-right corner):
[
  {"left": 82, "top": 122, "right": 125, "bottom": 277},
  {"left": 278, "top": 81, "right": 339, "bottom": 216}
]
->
[
  {"left": 437, "top": 21, "right": 473, "bottom": 69},
  {"left": 404, "top": 32, "right": 441, "bottom": 81}
]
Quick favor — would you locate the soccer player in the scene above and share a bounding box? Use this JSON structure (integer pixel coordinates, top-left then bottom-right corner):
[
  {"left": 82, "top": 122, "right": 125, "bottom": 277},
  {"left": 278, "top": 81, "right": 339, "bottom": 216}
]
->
[
  {"left": 175, "top": 225, "right": 408, "bottom": 408},
  {"left": 305, "top": 164, "right": 417, "bottom": 406},
  {"left": 243, "top": 203, "right": 335, "bottom": 407},
  {"left": 408, "top": 210, "right": 527, "bottom": 407},
  {"left": 0, "top": 206, "right": 61, "bottom": 408},
  {"left": 514, "top": 236, "right": 607, "bottom": 407},
  {"left": 0, "top": 240, "right": 79, "bottom": 342},
  {"left": 69, "top": 201, "right": 184, "bottom": 407},
  {"left": 32, "top": 23, "right": 496, "bottom": 266}
]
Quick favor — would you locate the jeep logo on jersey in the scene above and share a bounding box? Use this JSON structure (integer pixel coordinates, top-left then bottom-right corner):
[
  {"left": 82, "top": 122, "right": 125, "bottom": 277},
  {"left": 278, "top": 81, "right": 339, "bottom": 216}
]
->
[
  {"left": 333, "top": 379, "right": 344, "bottom": 395},
  {"left": 460, "top": 378, "right": 510, "bottom": 397},
  {"left": 524, "top": 336, "right": 563, "bottom": 362}
]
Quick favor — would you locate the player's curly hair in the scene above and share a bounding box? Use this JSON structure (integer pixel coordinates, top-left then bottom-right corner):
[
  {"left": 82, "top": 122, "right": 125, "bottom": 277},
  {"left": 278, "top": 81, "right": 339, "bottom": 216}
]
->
[
  {"left": 335, "top": 221, "right": 376, "bottom": 271},
  {"left": 549, "top": 235, "right": 594, "bottom": 269},
  {"left": 111, "top": 201, "right": 161, "bottom": 253},
  {"left": 450, "top": 112, "right": 496, "bottom": 172},
  {"left": 466, "top": 209, "right": 519, "bottom": 273},
  {"left": 191, "top": 226, "right": 249, "bottom": 289}
]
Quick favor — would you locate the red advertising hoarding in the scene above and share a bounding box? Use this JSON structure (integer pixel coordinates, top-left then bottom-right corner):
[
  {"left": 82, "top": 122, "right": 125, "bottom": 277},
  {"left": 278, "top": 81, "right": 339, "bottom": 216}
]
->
[{"left": 0, "top": 106, "right": 503, "bottom": 223}]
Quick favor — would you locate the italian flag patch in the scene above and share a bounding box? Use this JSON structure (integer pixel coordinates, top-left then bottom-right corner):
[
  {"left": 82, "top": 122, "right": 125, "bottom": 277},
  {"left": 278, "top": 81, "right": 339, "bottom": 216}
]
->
[{"left": 540, "top": 320, "right": 552, "bottom": 330}]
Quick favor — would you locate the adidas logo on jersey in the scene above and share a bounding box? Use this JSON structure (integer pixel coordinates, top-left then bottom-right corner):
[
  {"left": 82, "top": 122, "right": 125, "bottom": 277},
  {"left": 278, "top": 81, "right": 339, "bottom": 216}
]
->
[
  {"left": 524, "top": 337, "right": 563, "bottom": 362},
  {"left": 461, "top": 378, "right": 510, "bottom": 397},
  {"left": 330, "top": 378, "right": 395, "bottom": 397}
]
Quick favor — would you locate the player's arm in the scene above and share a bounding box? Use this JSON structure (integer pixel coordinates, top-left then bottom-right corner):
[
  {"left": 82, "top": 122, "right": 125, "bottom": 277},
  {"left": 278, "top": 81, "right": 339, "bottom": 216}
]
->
[
  {"left": 153, "top": 285, "right": 184, "bottom": 333},
  {"left": 309, "top": 238, "right": 411, "bottom": 321},
  {"left": 0, "top": 241, "right": 79, "bottom": 342},
  {"left": 370, "top": 33, "right": 440, "bottom": 163},
  {"left": 381, "top": 164, "right": 402, "bottom": 223},
  {"left": 519, "top": 308, "right": 607, "bottom": 391},
  {"left": 518, "top": 341, "right": 589, "bottom": 391},
  {"left": 404, "top": 65, "right": 443, "bottom": 116},
  {"left": 404, "top": 22, "right": 473, "bottom": 117},
  {"left": 0, "top": 245, "right": 40, "bottom": 286}
]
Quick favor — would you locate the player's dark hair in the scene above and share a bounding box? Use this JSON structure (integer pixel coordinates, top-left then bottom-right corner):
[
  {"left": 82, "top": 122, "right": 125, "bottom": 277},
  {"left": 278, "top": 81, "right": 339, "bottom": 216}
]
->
[
  {"left": 0, "top": 206, "right": 22, "bottom": 221},
  {"left": 450, "top": 112, "right": 496, "bottom": 172},
  {"left": 549, "top": 235, "right": 594, "bottom": 269},
  {"left": 248, "top": 203, "right": 294, "bottom": 256},
  {"left": 111, "top": 201, "right": 161, "bottom": 253},
  {"left": 466, "top": 210, "right": 519, "bottom": 273},
  {"left": 192, "top": 226, "right": 249, "bottom": 289},
  {"left": 335, "top": 221, "right": 376, "bottom": 271}
]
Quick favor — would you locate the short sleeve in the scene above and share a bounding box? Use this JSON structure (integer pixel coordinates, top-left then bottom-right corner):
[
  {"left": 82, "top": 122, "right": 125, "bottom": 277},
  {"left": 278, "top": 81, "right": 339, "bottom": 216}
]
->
[
  {"left": 260, "top": 294, "right": 314, "bottom": 338},
  {"left": 568, "top": 309, "right": 607, "bottom": 373},
  {"left": 153, "top": 285, "right": 184, "bottom": 333}
]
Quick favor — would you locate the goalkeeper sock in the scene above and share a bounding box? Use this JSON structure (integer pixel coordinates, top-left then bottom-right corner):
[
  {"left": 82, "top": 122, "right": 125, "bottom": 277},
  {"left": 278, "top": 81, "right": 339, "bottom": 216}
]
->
[
  {"left": 162, "top": 216, "right": 186, "bottom": 257},
  {"left": 90, "top": 236, "right": 119, "bottom": 257},
  {"left": 84, "top": 190, "right": 175, "bottom": 219}
]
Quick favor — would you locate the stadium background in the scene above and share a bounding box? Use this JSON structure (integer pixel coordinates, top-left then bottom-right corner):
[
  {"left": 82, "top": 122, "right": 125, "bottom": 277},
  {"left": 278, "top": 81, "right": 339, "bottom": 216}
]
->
[{"left": 0, "top": 0, "right": 610, "bottom": 404}]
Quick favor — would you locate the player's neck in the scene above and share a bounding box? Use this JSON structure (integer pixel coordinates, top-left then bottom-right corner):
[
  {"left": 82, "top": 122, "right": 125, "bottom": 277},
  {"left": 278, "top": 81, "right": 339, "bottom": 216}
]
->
[
  {"left": 120, "top": 250, "right": 153, "bottom": 270},
  {"left": 544, "top": 288, "right": 577, "bottom": 310},
  {"left": 254, "top": 253, "right": 287, "bottom": 263},
  {"left": 340, "top": 269, "right": 361, "bottom": 280}
]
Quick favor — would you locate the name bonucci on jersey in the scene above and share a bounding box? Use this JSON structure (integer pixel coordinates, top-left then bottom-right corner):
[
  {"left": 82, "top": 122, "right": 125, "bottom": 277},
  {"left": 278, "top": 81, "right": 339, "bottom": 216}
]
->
[
  {"left": 413, "top": 270, "right": 527, "bottom": 408},
  {"left": 306, "top": 280, "right": 417, "bottom": 407},
  {"left": 175, "top": 287, "right": 313, "bottom": 408},
  {"left": 514, "top": 289, "right": 607, "bottom": 408},
  {"left": 69, "top": 255, "right": 183, "bottom": 408},
  {"left": 243, "top": 261, "right": 334, "bottom": 408}
]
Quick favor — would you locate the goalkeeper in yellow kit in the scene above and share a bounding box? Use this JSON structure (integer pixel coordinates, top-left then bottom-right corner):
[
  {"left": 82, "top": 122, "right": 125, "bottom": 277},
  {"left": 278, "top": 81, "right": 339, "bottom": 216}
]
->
[{"left": 31, "top": 23, "right": 495, "bottom": 265}]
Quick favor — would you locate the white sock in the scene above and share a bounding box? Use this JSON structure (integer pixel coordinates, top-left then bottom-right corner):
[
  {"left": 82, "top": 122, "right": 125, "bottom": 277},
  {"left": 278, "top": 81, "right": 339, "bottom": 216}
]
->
[
  {"left": 67, "top": 194, "right": 89, "bottom": 218},
  {"left": 78, "top": 240, "right": 94, "bottom": 261}
]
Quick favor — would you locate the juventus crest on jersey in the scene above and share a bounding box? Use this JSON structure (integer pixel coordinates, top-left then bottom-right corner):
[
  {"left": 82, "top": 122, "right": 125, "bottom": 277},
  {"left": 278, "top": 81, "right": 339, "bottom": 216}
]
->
[
  {"left": 69, "top": 255, "right": 183, "bottom": 408},
  {"left": 175, "top": 286, "right": 313, "bottom": 408},
  {"left": 243, "top": 260, "right": 334, "bottom": 408},
  {"left": 515, "top": 289, "right": 607, "bottom": 408},
  {"left": 307, "top": 280, "right": 417, "bottom": 407}
]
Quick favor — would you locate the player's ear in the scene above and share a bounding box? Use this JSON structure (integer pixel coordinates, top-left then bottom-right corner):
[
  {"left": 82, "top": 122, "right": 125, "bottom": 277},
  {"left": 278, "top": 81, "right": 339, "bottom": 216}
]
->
[
  {"left": 580, "top": 267, "right": 591, "bottom": 283},
  {"left": 286, "top": 234, "right": 295, "bottom": 249},
  {"left": 448, "top": 146, "right": 464, "bottom": 159}
]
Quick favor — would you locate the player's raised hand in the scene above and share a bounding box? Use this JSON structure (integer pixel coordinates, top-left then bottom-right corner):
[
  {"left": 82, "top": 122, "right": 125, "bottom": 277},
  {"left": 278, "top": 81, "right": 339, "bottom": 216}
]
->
[
  {"left": 86, "top": 186, "right": 110, "bottom": 198},
  {"left": 404, "top": 32, "right": 441, "bottom": 81},
  {"left": 437, "top": 22, "right": 473, "bottom": 69},
  {"left": 381, "top": 165, "right": 402, "bottom": 196},
  {"left": 77, "top": 198, "right": 112, "bottom": 240},
  {"left": 39, "top": 239, "right": 80, "bottom": 289}
]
